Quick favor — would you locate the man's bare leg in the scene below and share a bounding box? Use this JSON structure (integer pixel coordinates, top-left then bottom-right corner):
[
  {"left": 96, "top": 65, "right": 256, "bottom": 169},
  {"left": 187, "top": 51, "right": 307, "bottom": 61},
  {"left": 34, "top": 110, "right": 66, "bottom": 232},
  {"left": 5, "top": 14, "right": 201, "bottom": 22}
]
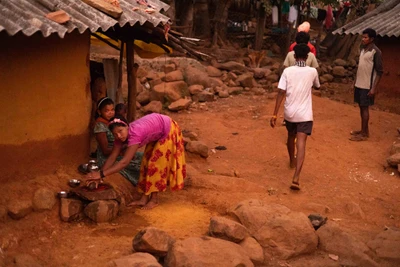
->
[
  {"left": 360, "top": 106, "right": 369, "bottom": 137},
  {"left": 292, "top": 132, "right": 308, "bottom": 186},
  {"left": 141, "top": 192, "right": 159, "bottom": 210},
  {"left": 287, "top": 132, "right": 297, "bottom": 168}
]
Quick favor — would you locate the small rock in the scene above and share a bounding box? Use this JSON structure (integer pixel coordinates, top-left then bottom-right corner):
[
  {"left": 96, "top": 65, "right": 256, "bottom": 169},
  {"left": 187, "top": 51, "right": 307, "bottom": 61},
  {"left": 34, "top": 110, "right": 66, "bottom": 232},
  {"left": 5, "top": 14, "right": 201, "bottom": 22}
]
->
[
  {"left": 387, "top": 153, "right": 400, "bottom": 167},
  {"left": 143, "top": 101, "right": 163, "bottom": 114},
  {"left": 321, "top": 74, "right": 334, "bottom": 82},
  {"left": 84, "top": 200, "right": 119, "bottom": 223},
  {"left": 60, "top": 198, "right": 84, "bottom": 222},
  {"left": 163, "top": 63, "right": 176, "bottom": 73},
  {"left": 192, "top": 91, "right": 214, "bottom": 102},
  {"left": 137, "top": 91, "right": 151, "bottom": 105},
  {"left": 133, "top": 227, "right": 175, "bottom": 256},
  {"left": 236, "top": 73, "right": 255, "bottom": 88},
  {"left": 329, "top": 254, "right": 339, "bottom": 261},
  {"left": 240, "top": 237, "right": 264, "bottom": 265},
  {"left": 13, "top": 254, "right": 41, "bottom": 267},
  {"left": 253, "top": 68, "right": 271, "bottom": 79},
  {"left": 7, "top": 200, "right": 33, "bottom": 220},
  {"left": 164, "top": 70, "right": 184, "bottom": 82},
  {"left": 332, "top": 66, "right": 346, "bottom": 77},
  {"left": 348, "top": 59, "right": 357, "bottom": 67},
  {"left": 333, "top": 58, "right": 347, "bottom": 67},
  {"left": 186, "top": 141, "right": 209, "bottom": 158},
  {"left": 308, "top": 214, "right": 327, "bottom": 230},
  {"left": 182, "top": 131, "right": 198, "bottom": 141},
  {"left": 209, "top": 216, "right": 249, "bottom": 243},
  {"left": 107, "top": 252, "right": 162, "bottom": 267},
  {"left": 32, "top": 187, "right": 56, "bottom": 211},
  {"left": 228, "top": 87, "right": 243, "bottom": 95},
  {"left": 206, "top": 66, "right": 223, "bottom": 77},
  {"left": 168, "top": 98, "right": 192, "bottom": 111},
  {"left": 218, "top": 90, "right": 230, "bottom": 98},
  {"left": 188, "top": 84, "right": 204, "bottom": 95}
]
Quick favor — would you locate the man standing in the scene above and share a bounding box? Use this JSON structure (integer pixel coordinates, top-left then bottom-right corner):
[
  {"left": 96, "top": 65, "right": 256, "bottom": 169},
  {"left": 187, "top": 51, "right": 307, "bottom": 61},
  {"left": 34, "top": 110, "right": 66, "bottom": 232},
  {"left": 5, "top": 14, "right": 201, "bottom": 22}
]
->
[
  {"left": 350, "top": 28, "right": 383, "bottom": 141},
  {"left": 270, "top": 44, "right": 320, "bottom": 190}
]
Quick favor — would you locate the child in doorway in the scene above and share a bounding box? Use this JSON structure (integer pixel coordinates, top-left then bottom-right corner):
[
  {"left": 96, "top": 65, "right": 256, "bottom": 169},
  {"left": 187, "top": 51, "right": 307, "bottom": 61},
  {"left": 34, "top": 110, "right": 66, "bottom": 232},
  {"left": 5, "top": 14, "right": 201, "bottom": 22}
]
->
[{"left": 115, "top": 103, "right": 127, "bottom": 119}]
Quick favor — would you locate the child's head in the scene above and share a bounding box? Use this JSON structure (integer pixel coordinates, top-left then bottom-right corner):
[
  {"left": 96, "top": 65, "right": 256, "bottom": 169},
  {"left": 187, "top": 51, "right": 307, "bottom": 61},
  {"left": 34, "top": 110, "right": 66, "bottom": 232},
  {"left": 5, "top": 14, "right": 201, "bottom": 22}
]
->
[
  {"left": 115, "top": 103, "right": 127, "bottom": 119},
  {"left": 109, "top": 116, "right": 129, "bottom": 142},
  {"left": 96, "top": 97, "right": 115, "bottom": 120}
]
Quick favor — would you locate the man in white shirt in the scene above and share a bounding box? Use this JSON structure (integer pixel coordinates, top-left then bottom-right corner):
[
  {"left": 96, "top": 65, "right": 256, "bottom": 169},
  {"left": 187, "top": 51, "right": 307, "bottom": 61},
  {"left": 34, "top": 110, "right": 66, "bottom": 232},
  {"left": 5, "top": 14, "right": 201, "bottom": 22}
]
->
[{"left": 270, "top": 44, "right": 320, "bottom": 190}]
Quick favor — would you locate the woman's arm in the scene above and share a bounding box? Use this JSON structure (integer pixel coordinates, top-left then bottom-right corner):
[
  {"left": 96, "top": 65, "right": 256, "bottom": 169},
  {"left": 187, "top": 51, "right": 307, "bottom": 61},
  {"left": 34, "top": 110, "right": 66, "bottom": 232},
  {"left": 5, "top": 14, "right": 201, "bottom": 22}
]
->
[
  {"left": 103, "top": 144, "right": 139, "bottom": 176},
  {"left": 102, "top": 143, "right": 122, "bottom": 171},
  {"left": 95, "top": 132, "right": 113, "bottom": 156}
]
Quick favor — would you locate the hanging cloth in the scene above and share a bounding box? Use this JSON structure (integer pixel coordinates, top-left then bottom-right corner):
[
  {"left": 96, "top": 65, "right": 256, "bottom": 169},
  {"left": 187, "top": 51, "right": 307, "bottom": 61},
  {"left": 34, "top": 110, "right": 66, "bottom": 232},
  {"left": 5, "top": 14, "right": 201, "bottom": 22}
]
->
[
  {"left": 272, "top": 6, "right": 279, "bottom": 25},
  {"left": 282, "top": 0, "right": 290, "bottom": 14},
  {"left": 288, "top": 5, "right": 298, "bottom": 23}
]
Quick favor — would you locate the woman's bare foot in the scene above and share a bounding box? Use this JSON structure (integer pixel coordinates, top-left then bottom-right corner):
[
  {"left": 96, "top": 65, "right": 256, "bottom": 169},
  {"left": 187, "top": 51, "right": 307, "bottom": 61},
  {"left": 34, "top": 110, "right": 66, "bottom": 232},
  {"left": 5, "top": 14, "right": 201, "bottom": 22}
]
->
[
  {"left": 127, "top": 194, "right": 149, "bottom": 207},
  {"left": 141, "top": 199, "right": 159, "bottom": 210}
]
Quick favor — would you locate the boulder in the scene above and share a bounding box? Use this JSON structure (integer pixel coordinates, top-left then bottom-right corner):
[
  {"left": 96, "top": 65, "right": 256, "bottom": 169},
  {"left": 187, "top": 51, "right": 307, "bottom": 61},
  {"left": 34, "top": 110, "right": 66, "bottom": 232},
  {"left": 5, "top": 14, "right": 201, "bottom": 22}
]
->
[
  {"left": 188, "top": 84, "right": 204, "bottom": 95},
  {"left": 236, "top": 73, "right": 255, "bottom": 88},
  {"left": 143, "top": 101, "right": 163, "bottom": 114},
  {"left": 107, "top": 253, "right": 162, "bottom": 267},
  {"left": 229, "top": 199, "right": 318, "bottom": 259},
  {"left": 218, "top": 90, "right": 230, "bottom": 98},
  {"left": 163, "top": 64, "right": 176, "bottom": 74},
  {"left": 133, "top": 227, "right": 175, "bottom": 256},
  {"left": 390, "top": 143, "right": 400, "bottom": 155},
  {"left": 168, "top": 98, "right": 192, "bottom": 111},
  {"left": 165, "top": 236, "right": 254, "bottom": 267},
  {"left": 332, "top": 66, "right": 346, "bottom": 77},
  {"left": 206, "top": 66, "right": 222, "bottom": 77},
  {"left": 321, "top": 74, "right": 334, "bottom": 82},
  {"left": 367, "top": 228, "right": 400, "bottom": 262},
  {"left": 60, "top": 198, "right": 84, "bottom": 222},
  {"left": 317, "top": 222, "right": 378, "bottom": 267},
  {"left": 387, "top": 153, "right": 400, "bottom": 167},
  {"left": 209, "top": 216, "right": 249, "bottom": 243},
  {"left": 333, "top": 58, "right": 347, "bottom": 67},
  {"left": 0, "top": 206, "right": 7, "bottom": 222},
  {"left": 32, "top": 188, "right": 56, "bottom": 211},
  {"left": 240, "top": 237, "right": 264, "bottom": 265},
  {"left": 137, "top": 91, "right": 151, "bottom": 105},
  {"left": 7, "top": 200, "right": 33, "bottom": 220},
  {"left": 165, "top": 70, "right": 184, "bottom": 82},
  {"left": 184, "top": 67, "right": 211, "bottom": 88},
  {"left": 149, "top": 78, "right": 163, "bottom": 89},
  {"left": 228, "top": 87, "right": 243, "bottom": 95},
  {"left": 192, "top": 91, "right": 215, "bottom": 102},
  {"left": 186, "top": 141, "right": 209, "bottom": 158},
  {"left": 253, "top": 68, "right": 272, "bottom": 79},
  {"left": 151, "top": 81, "right": 188, "bottom": 103},
  {"left": 84, "top": 200, "right": 119, "bottom": 223},
  {"left": 13, "top": 254, "right": 41, "bottom": 267}
]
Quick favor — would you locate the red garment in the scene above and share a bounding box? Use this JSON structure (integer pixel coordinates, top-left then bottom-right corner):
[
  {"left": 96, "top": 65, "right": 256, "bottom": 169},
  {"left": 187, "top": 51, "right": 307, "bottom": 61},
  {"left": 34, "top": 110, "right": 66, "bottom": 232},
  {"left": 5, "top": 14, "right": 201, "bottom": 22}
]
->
[
  {"left": 325, "top": 5, "right": 333, "bottom": 29},
  {"left": 289, "top": 42, "right": 317, "bottom": 56}
]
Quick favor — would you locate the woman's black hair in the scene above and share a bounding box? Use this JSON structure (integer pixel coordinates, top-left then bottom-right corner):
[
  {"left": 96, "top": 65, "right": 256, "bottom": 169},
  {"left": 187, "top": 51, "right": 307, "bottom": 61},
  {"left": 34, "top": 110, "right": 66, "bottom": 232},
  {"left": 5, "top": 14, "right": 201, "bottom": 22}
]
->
[
  {"left": 95, "top": 97, "right": 114, "bottom": 118},
  {"left": 108, "top": 115, "right": 129, "bottom": 132}
]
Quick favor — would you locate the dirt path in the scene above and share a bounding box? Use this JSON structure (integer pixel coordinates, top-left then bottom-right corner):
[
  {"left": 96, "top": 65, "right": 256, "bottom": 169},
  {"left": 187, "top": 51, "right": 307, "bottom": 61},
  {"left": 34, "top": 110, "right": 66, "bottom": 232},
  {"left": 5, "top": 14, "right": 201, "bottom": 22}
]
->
[{"left": 1, "top": 93, "right": 400, "bottom": 266}]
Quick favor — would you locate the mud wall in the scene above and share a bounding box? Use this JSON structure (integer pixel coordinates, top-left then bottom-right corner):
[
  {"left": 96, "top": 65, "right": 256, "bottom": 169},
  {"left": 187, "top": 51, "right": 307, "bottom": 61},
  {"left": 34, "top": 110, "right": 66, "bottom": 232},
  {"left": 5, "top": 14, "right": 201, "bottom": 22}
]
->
[
  {"left": 0, "top": 30, "right": 92, "bottom": 181},
  {"left": 378, "top": 37, "right": 400, "bottom": 95}
]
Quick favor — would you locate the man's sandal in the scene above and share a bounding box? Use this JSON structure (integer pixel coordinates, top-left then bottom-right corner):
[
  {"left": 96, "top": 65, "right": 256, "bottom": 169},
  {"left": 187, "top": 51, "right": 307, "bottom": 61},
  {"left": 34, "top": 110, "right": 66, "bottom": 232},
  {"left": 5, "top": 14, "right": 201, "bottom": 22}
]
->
[{"left": 290, "top": 182, "right": 300, "bottom": 190}]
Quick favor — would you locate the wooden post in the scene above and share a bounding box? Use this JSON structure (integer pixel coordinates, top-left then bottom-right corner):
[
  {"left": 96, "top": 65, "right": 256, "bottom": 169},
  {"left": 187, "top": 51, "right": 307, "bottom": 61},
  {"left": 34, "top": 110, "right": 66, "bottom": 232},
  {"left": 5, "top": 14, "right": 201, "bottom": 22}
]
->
[
  {"left": 116, "top": 41, "right": 124, "bottom": 103},
  {"left": 126, "top": 40, "right": 137, "bottom": 122},
  {"left": 254, "top": 5, "right": 267, "bottom": 51}
]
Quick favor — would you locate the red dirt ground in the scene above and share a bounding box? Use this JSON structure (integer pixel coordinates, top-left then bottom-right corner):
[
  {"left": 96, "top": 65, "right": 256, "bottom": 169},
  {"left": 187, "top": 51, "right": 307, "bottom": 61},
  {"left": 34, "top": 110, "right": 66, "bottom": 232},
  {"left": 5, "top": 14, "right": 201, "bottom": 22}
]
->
[{"left": 1, "top": 91, "right": 400, "bottom": 266}]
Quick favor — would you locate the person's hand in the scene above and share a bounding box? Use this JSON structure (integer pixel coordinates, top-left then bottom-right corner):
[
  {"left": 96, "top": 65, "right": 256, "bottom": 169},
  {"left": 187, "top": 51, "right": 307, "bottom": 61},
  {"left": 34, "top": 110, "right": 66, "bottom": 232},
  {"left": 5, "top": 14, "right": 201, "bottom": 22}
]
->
[
  {"left": 270, "top": 116, "right": 277, "bottom": 128},
  {"left": 85, "top": 171, "right": 102, "bottom": 188},
  {"left": 367, "top": 88, "right": 376, "bottom": 97}
]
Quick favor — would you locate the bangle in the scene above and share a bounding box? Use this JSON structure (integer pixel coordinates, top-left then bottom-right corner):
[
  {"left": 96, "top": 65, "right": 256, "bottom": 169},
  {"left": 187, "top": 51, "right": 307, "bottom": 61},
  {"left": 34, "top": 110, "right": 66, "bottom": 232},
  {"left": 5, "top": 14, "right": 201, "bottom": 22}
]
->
[
  {"left": 100, "top": 170, "right": 105, "bottom": 178},
  {"left": 272, "top": 115, "right": 277, "bottom": 119}
]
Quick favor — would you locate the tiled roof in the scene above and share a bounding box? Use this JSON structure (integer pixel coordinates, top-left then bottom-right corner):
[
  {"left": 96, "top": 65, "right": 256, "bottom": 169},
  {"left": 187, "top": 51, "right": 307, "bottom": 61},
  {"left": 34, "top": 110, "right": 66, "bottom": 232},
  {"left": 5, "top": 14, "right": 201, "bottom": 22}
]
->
[
  {"left": 333, "top": 0, "right": 400, "bottom": 37},
  {"left": 0, "top": 0, "right": 170, "bottom": 38}
]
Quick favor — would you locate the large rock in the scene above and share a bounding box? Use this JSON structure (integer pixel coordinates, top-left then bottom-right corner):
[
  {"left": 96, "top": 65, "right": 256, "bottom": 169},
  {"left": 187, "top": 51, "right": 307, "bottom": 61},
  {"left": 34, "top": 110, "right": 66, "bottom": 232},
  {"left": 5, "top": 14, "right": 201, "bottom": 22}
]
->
[
  {"left": 253, "top": 68, "right": 271, "bottom": 79},
  {"left": 192, "top": 91, "right": 215, "bottom": 102},
  {"left": 209, "top": 216, "right": 249, "bottom": 243},
  {"left": 168, "top": 98, "right": 192, "bottom": 111},
  {"left": 133, "top": 227, "right": 175, "bottom": 256},
  {"left": 165, "top": 236, "right": 254, "bottom": 267},
  {"left": 165, "top": 70, "right": 184, "bottom": 82},
  {"left": 60, "top": 198, "right": 84, "bottom": 222},
  {"left": 390, "top": 143, "right": 400, "bottom": 155},
  {"left": 229, "top": 199, "right": 318, "bottom": 259},
  {"left": 240, "top": 237, "right": 264, "bottom": 265},
  {"left": 212, "top": 61, "right": 248, "bottom": 73},
  {"left": 151, "top": 81, "right": 188, "bottom": 103},
  {"left": 387, "top": 153, "right": 400, "bottom": 167},
  {"left": 367, "top": 228, "right": 400, "bottom": 263},
  {"left": 188, "top": 84, "right": 204, "bottom": 95},
  {"left": 228, "top": 87, "right": 243, "bottom": 95},
  {"left": 13, "top": 254, "right": 41, "bottom": 267},
  {"left": 143, "top": 101, "right": 163, "bottom": 114},
  {"left": 107, "top": 253, "right": 162, "bottom": 267},
  {"left": 32, "top": 188, "right": 56, "bottom": 211},
  {"left": 84, "top": 200, "right": 119, "bottom": 223},
  {"left": 333, "top": 58, "right": 347, "bottom": 67},
  {"left": 184, "top": 67, "right": 211, "bottom": 88},
  {"left": 317, "top": 222, "right": 378, "bottom": 267},
  {"left": 7, "top": 200, "right": 33, "bottom": 220},
  {"left": 206, "top": 66, "right": 222, "bottom": 77},
  {"left": 137, "top": 91, "right": 151, "bottom": 105},
  {"left": 321, "top": 74, "right": 334, "bottom": 82},
  {"left": 185, "top": 141, "right": 209, "bottom": 158},
  {"left": 236, "top": 73, "right": 255, "bottom": 88},
  {"left": 332, "top": 66, "right": 346, "bottom": 77}
]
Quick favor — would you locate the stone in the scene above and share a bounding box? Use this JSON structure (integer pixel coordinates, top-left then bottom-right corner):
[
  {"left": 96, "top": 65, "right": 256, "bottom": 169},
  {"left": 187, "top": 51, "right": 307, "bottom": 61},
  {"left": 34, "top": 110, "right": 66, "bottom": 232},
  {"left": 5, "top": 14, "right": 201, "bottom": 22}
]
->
[
  {"left": 32, "top": 187, "right": 56, "bottom": 211},
  {"left": 185, "top": 67, "right": 212, "bottom": 88},
  {"left": 84, "top": 200, "right": 119, "bottom": 223},
  {"left": 163, "top": 64, "right": 176, "bottom": 73},
  {"left": 133, "top": 227, "right": 175, "bottom": 256},
  {"left": 168, "top": 98, "right": 192, "bottom": 111},
  {"left": 192, "top": 91, "right": 214, "bottom": 102},
  {"left": 228, "top": 87, "right": 243, "bottom": 95},
  {"left": 164, "top": 70, "right": 184, "bottom": 82},
  {"left": 206, "top": 66, "right": 222, "bottom": 77},
  {"left": 236, "top": 73, "right": 255, "bottom": 88},
  {"left": 348, "top": 59, "right": 357, "bottom": 67},
  {"left": 7, "top": 200, "right": 32, "bottom": 220},
  {"left": 228, "top": 72, "right": 238, "bottom": 80},
  {"left": 332, "top": 66, "right": 346, "bottom": 77},
  {"left": 143, "top": 101, "right": 163, "bottom": 114},
  {"left": 149, "top": 78, "right": 163, "bottom": 89},
  {"left": 253, "top": 68, "right": 271, "bottom": 79},
  {"left": 387, "top": 153, "right": 400, "bottom": 167},
  {"left": 137, "top": 67, "right": 148, "bottom": 79},
  {"left": 229, "top": 199, "right": 318, "bottom": 259},
  {"left": 239, "top": 237, "right": 264, "bottom": 265},
  {"left": 227, "top": 80, "right": 238, "bottom": 87},
  {"left": 322, "top": 74, "right": 334, "bottom": 82},
  {"left": 265, "top": 73, "right": 279, "bottom": 82},
  {"left": 164, "top": 236, "right": 254, "bottom": 267},
  {"left": 318, "top": 222, "right": 378, "bottom": 267},
  {"left": 182, "top": 131, "right": 198, "bottom": 141},
  {"left": 209, "top": 216, "right": 249, "bottom": 243},
  {"left": 333, "top": 58, "right": 347, "bottom": 67},
  {"left": 137, "top": 91, "right": 151, "bottom": 105},
  {"left": 212, "top": 61, "right": 248, "bottom": 73},
  {"left": 188, "top": 84, "right": 204, "bottom": 95},
  {"left": 186, "top": 141, "right": 209, "bottom": 158},
  {"left": 107, "top": 252, "right": 161, "bottom": 267},
  {"left": 367, "top": 228, "right": 400, "bottom": 262},
  {"left": 60, "top": 198, "right": 84, "bottom": 222},
  {"left": 389, "top": 143, "right": 400, "bottom": 155},
  {"left": 251, "top": 88, "right": 264, "bottom": 95},
  {"left": 13, "top": 254, "right": 41, "bottom": 267},
  {"left": 218, "top": 90, "right": 230, "bottom": 98},
  {"left": 151, "top": 81, "right": 188, "bottom": 103},
  {"left": 0, "top": 206, "right": 8, "bottom": 222},
  {"left": 344, "top": 201, "right": 365, "bottom": 219}
]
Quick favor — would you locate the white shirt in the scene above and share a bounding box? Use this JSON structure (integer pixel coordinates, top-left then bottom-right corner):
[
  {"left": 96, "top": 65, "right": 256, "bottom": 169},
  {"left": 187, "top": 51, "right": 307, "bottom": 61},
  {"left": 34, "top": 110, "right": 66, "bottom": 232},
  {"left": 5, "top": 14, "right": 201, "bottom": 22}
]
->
[{"left": 278, "top": 65, "right": 320, "bottom": 122}]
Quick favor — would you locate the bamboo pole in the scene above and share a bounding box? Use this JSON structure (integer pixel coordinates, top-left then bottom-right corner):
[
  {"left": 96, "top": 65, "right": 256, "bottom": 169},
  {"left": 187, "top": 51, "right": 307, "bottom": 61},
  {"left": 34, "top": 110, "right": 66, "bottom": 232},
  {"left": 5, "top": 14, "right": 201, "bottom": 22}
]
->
[
  {"left": 126, "top": 41, "right": 137, "bottom": 122},
  {"left": 116, "top": 41, "right": 124, "bottom": 103}
]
